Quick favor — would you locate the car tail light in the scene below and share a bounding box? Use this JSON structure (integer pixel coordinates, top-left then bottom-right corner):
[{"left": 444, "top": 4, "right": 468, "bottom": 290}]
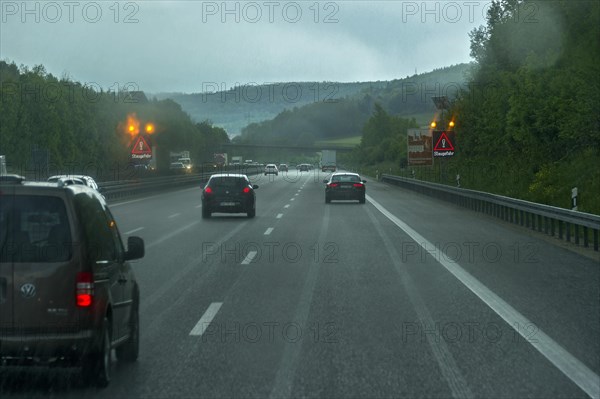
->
[
  {"left": 243, "top": 187, "right": 251, "bottom": 193},
  {"left": 204, "top": 187, "right": 213, "bottom": 194},
  {"left": 328, "top": 183, "right": 339, "bottom": 188},
  {"left": 76, "top": 272, "right": 94, "bottom": 307},
  {"left": 353, "top": 183, "right": 364, "bottom": 188}
]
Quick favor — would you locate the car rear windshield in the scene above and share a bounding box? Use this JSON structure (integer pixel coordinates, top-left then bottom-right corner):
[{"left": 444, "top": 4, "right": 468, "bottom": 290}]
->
[
  {"left": 209, "top": 177, "right": 247, "bottom": 188},
  {"left": 331, "top": 175, "right": 361, "bottom": 182},
  {"left": 0, "top": 195, "right": 72, "bottom": 263}
]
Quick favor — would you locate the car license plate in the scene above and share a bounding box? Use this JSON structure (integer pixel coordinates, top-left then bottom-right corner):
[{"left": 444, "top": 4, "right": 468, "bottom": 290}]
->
[{"left": 220, "top": 202, "right": 236, "bottom": 206}]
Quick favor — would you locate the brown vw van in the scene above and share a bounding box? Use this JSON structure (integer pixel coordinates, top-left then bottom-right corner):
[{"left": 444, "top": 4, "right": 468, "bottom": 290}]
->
[{"left": 0, "top": 176, "right": 144, "bottom": 387}]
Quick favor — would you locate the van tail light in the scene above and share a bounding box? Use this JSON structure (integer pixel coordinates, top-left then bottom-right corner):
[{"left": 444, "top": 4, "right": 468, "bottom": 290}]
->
[
  {"left": 328, "top": 183, "right": 339, "bottom": 188},
  {"left": 243, "top": 187, "right": 251, "bottom": 193},
  {"left": 353, "top": 183, "right": 364, "bottom": 188},
  {"left": 204, "top": 187, "right": 213, "bottom": 194},
  {"left": 76, "top": 272, "right": 94, "bottom": 307}
]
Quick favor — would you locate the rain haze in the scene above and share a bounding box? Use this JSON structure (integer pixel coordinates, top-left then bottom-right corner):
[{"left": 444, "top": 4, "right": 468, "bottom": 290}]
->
[{"left": 1, "top": 1, "right": 488, "bottom": 93}]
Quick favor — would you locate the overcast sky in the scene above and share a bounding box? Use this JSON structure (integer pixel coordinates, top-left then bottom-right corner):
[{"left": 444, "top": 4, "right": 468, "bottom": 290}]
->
[{"left": 1, "top": 1, "right": 488, "bottom": 93}]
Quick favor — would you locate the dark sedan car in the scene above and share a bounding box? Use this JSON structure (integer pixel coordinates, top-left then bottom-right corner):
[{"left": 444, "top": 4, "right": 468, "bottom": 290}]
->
[
  {"left": 324, "top": 172, "right": 366, "bottom": 204},
  {"left": 201, "top": 174, "right": 259, "bottom": 218}
]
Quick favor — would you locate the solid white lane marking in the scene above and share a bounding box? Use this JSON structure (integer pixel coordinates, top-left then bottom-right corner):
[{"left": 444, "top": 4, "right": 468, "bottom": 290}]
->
[
  {"left": 276, "top": 213, "right": 283, "bottom": 219},
  {"left": 241, "top": 251, "right": 258, "bottom": 265},
  {"left": 284, "top": 204, "right": 290, "bottom": 208},
  {"left": 367, "top": 195, "right": 600, "bottom": 399},
  {"left": 168, "top": 213, "right": 181, "bottom": 218},
  {"left": 264, "top": 227, "right": 274, "bottom": 235},
  {"left": 189, "top": 302, "right": 223, "bottom": 336},
  {"left": 125, "top": 227, "right": 144, "bottom": 235}
]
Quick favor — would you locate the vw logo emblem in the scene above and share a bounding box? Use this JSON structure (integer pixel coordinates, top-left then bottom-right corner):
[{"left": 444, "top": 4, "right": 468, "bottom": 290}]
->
[{"left": 20, "top": 283, "right": 36, "bottom": 298}]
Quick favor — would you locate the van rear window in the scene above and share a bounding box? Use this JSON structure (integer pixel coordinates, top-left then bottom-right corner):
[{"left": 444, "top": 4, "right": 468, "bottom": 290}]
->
[{"left": 0, "top": 196, "right": 72, "bottom": 263}]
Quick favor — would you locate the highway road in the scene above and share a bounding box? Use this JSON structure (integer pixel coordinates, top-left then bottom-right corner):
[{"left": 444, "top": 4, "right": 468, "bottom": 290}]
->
[{"left": 1, "top": 169, "right": 599, "bottom": 398}]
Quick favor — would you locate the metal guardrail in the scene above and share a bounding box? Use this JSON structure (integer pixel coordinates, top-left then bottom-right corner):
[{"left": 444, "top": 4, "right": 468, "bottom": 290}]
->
[
  {"left": 381, "top": 174, "right": 600, "bottom": 252},
  {"left": 98, "top": 168, "right": 263, "bottom": 200}
]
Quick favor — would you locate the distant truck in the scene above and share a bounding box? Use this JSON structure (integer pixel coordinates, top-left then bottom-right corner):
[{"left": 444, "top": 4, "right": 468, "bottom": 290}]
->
[
  {"left": 213, "top": 153, "right": 227, "bottom": 167},
  {"left": 170, "top": 151, "right": 192, "bottom": 171},
  {"left": 321, "top": 150, "right": 336, "bottom": 172},
  {"left": 231, "top": 156, "right": 242, "bottom": 166}
]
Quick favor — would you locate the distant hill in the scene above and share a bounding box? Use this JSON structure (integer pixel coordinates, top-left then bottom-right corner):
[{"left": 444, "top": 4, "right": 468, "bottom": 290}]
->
[
  {"left": 153, "top": 63, "right": 474, "bottom": 138},
  {"left": 152, "top": 81, "right": 388, "bottom": 136},
  {"left": 233, "top": 63, "right": 475, "bottom": 145}
]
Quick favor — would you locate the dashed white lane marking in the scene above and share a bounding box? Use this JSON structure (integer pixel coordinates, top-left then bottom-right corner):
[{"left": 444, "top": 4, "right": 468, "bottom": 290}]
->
[
  {"left": 294, "top": 193, "right": 299, "bottom": 196},
  {"left": 195, "top": 204, "right": 202, "bottom": 208},
  {"left": 168, "top": 213, "right": 181, "bottom": 218},
  {"left": 125, "top": 227, "right": 144, "bottom": 235},
  {"left": 264, "top": 227, "right": 274, "bottom": 235},
  {"left": 276, "top": 214, "right": 283, "bottom": 219},
  {"left": 291, "top": 198, "right": 295, "bottom": 201},
  {"left": 367, "top": 195, "right": 600, "bottom": 399},
  {"left": 284, "top": 204, "right": 290, "bottom": 208},
  {"left": 189, "top": 302, "right": 222, "bottom": 336},
  {"left": 241, "top": 251, "right": 258, "bottom": 265}
]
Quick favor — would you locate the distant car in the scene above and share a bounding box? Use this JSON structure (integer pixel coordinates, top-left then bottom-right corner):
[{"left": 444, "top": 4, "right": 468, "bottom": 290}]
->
[
  {"left": 298, "top": 164, "right": 310, "bottom": 172},
  {"left": 201, "top": 174, "right": 259, "bottom": 218},
  {"left": 48, "top": 175, "right": 100, "bottom": 191},
  {"left": 324, "top": 172, "right": 366, "bottom": 204},
  {"left": 278, "top": 164, "right": 288, "bottom": 172},
  {"left": 264, "top": 164, "right": 279, "bottom": 175},
  {"left": 0, "top": 177, "right": 145, "bottom": 387},
  {"left": 170, "top": 162, "right": 186, "bottom": 172}
]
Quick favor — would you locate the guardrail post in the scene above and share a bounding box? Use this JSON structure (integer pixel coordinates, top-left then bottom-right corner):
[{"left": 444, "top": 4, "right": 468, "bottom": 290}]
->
[
  {"left": 575, "top": 225, "right": 580, "bottom": 245},
  {"left": 594, "top": 230, "right": 598, "bottom": 251},
  {"left": 583, "top": 227, "right": 589, "bottom": 248}
]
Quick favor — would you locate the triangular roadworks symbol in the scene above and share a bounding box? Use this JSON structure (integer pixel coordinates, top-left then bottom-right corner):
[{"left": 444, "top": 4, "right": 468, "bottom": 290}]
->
[
  {"left": 131, "top": 136, "right": 152, "bottom": 154},
  {"left": 433, "top": 132, "right": 454, "bottom": 151}
]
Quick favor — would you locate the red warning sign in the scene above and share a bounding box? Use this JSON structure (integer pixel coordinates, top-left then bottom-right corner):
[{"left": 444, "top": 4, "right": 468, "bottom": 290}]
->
[
  {"left": 131, "top": 136, "right": 152, "bottom": 159},
  {"left": 131, "top": 136, "right": 151, "bottom": 155},
  {"left": 432, "top": 131, "right": 455, "bottom": 157}
]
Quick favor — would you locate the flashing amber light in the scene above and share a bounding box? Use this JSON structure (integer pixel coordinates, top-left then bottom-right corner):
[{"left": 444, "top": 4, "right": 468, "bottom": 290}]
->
[
  {"left": 430, "top": 121, "right": 437, "bottom": 128},
  {"left": 449, "top": 121, "right": 455, "bottom": 128},
  {"left": 124, "top": 113, "right": 140, "bottom": 136},
  {"left": 145, "top": 123, "right": 155, "bottom": 134}
]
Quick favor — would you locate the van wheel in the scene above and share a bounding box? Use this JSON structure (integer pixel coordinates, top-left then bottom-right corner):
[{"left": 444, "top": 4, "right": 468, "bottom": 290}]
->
[
  {"left": 82, "top": 317, "right": 111, "bottom": 388},
  {"left": 116, "top": 301, "right": 139, "bottom": 362}
]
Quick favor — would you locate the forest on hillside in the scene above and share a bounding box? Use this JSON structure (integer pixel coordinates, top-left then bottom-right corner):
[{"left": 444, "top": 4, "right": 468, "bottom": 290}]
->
[
  {"left": 450, "top": 0, "right": 599, "bottom": 213},
  {"left": 232, "top": 63, "right": 473, "bottom": 145},
  {"left": 0, "top": 61, "right": 229, "bottom": 178},
  {"left": 349, "top": 0, "right": 599, "bottom": 214}
]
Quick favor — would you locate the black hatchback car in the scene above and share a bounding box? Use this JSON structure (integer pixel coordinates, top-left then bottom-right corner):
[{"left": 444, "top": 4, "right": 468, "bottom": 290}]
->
[
  {"left": 201, "top": 174, "right": 259, "bottom": 218},
  {"left": 324, "top": 172, "right": 367, "bottom": 204}
]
